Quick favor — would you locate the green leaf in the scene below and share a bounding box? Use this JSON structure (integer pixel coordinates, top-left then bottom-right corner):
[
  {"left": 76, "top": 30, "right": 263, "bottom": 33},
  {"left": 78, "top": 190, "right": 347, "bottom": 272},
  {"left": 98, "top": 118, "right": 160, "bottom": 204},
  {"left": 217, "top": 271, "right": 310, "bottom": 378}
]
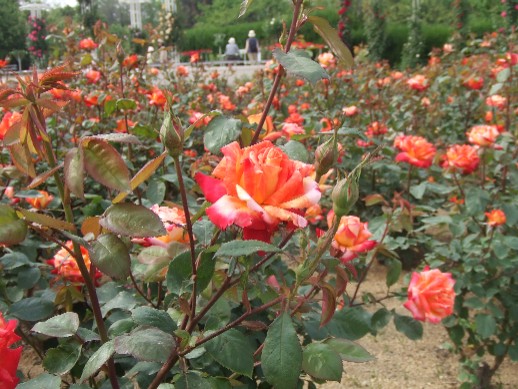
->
[
  {"left": 371, "top": 308, "right": 392, "bottom": 333},
  {"left": 302, "top": 343, "right": 342, "bottom": 381},
  {"left": 238, "top": 0, "right": 254, "bottom": 17},
  {"left": 17, "top": 267, "right": 41, "bottom": 289},
  {"left": 18, "top": 373, "right": 61, "bottom": 389},
  {"left": 114, "top": 326, "right": 175, "bottom": 363},
  {"left": 89, "top": 233, "right": 131, "bottom": 279},
  {"left": 273, "top": 48, "right": 329, "bottom": 84},
  {"left": 93, "top": 133, "right": 141, "bottom": 144},
  {"left": 307, "top": 15, "right": 354, "bottom": 67},
  {"left": 100, "top": 203, "right": 166, "bottom": 237},
  {"left": 324, "top": 338, "right": 375, "bottom": 363},
  {"left": 0, "top": 204, "right": 27, "bottom": 246},
  {"left": 43, "top": 341, "right": 82, "bottom": 375},
  {"left": 203, "top": 116, "right": 241, "bottom": 155},
  {"left": 175, "top": 372, "right": 210, "bottom": 389},
  {"left": 475, "top": 314, "right": 496, "bottom": 339},
  {"left": 465, "top": 188, "right": 490, "bottom": 217},
  {"left": 81, "top": 137, "right": 130, "bottom": 192},
  {"left": 393, "top": 314, "right": 423, "bottom": 340},
  {"left": 215, "top": 240, "right": 281, "bottom": 257},
  {"left": 32, "top": 312, "right": 79, "bottom": 338},
  {"left": 307, "top": 308, "right": 372, "bottom": 341},
  {"left": 116, "top": 98, "right": 137, "bottom": 111},
  {"left": 104, "top": 99, "right": 117, "bottom": 115},
  {"left": 386, "top": 259, "right": 402, "bottom": 287},
  {"left": 281, "top": 140, "right": 309, "bottom": 163},
  {"left": 166, "top": 251, "right": 193, "bottom": 295},
  {"left": 64, "top": 148, "right": 84, "bottom": 198},
  {"left": 9, "top": 297, "right": 54, "bottom": 321},
  {"left": 80, "top": 340, "right": 115, "bottom": 382},
  {"left": 409, "top": 181, "right": 427, "bottom": 200},
  {"left": 496, "top": 67, "right": 510, "bottom": 83},
  {"left": 131, "top": 306, "right": 177, "bottom": 333},
  {"left": 205, "top": 329, "right": 254, "bottom": 377},
  {"left": 504, "top": 236, "right": 518, "bottom": 250},
  {"left": 146, "top": 179, "right": 166, "bottom": 204},
  {"left": 18, "top": 209, "right": 76, "bottom": 232},
  {"left": 262, "top": 312, "right": 302, "bottom": 389},
  {"left": 101, "top": 291, "right": 138, "bottom": 317}
]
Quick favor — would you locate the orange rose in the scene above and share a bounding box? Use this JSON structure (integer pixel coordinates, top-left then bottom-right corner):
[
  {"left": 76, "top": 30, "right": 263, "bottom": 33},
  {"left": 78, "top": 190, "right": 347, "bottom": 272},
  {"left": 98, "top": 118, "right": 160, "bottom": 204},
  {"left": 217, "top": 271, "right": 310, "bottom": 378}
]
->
[
  {"left": 404, "top": 266, "right": 455, "bottom": 324},
  {"left": 486, "top": 94, "right": 507, "bottom": 110},
  {"left": 485, "top": 209, "right": 506, "bottom": 227},
  {"left": 115, "top": 118, "right": 136, "bottom": 133},
  {"left": 342, "top": 105, "right": 359, "bottom": 117},
  {"left": 122, "top": 54, "right": 139, "bottom": 69},
  {"left": 328, "top": 211, "right": 376, "bottom": 263},
  {"left": 366, "top": 121, "right": 388, "bottom": 138},
  {"left": 0, "top": 111, "right": 22, "bottom": 141},
  {"left": 26, "top": 190, "right": 54, "bottom": 209},
  {"left": 47, "top": 241, "right": 101, "bottom": 284},
  {"left": 466, "top": 125, "right": 499, "bottom": 147},
  {"left": 407, "top": 75, "right": 429, "bottom": 91},
  {"left": 463, "top": 76, "right": 484, "bottom": 90},
  {"left": 195, "top": 141, "right": 321, "bottom": 242},
  {"left": 317, "top": 52, "right": 336, "bottom": 68},
  {"left": 442, "top": 144, "right": 480, "bottom": 174},
  {"left": 85, "top": 69, "right": 101, "bottom": 84},
  {"left": 176, "top": 65, "right": 189, "bottom": 77},
  {"left": 78, "top": 38, "right": 98, "bottom": 51},
  {"left": 147, "top": 87, "right": 166, "bottom": 109},
  {"left": 394, "top": 135, "right": 436, "bottom": 168}
]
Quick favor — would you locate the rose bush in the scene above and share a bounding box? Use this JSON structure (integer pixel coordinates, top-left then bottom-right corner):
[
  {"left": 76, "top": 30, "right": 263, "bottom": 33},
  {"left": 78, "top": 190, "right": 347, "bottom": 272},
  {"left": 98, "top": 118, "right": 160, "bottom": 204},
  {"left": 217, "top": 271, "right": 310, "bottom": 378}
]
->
[{"left": 0, "top": 4, "right": 516, "bottom": 389}]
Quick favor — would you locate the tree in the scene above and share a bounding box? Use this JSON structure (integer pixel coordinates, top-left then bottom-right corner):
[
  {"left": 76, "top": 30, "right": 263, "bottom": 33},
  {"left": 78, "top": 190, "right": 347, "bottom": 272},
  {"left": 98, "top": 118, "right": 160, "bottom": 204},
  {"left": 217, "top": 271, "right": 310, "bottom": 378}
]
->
[{"left": 0, "top": 0, "right": 27, "bottom": 59}]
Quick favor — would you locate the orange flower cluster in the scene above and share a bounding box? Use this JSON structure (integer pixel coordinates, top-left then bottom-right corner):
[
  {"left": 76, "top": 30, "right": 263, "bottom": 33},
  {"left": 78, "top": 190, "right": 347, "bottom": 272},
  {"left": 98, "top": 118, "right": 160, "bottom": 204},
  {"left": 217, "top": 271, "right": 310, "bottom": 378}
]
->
[{"left": 394, "top": 135, "right": 436, "bottom": 168}]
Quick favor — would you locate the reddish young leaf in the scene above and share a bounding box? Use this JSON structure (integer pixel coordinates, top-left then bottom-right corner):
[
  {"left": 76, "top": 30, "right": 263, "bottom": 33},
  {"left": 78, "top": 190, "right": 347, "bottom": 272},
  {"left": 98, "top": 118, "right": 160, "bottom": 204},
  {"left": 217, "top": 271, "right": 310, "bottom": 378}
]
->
[{"left": 320, "top": 282, "right": 337, "bottom": 327}]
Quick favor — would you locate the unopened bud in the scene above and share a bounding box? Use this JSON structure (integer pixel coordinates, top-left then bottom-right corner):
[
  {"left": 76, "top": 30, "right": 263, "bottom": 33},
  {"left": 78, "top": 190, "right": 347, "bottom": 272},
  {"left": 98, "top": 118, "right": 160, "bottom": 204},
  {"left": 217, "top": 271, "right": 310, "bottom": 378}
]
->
[
  {"left": 116, "top": 42, "right": 125, "bottom": 64},
  {"left": 160, "top": 110, "right": 184, "bottom": 158},
  {"left": 314, "top": 136, "right": 337, "bottom": 180},
  {"left": 331, "top": 175, "right": 359, "bottom": 218}
]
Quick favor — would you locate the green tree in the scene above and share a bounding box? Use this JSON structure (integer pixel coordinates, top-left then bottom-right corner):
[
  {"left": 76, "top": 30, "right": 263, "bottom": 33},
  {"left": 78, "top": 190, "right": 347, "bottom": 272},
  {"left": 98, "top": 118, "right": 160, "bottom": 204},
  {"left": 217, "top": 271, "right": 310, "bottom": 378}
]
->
[{"left": 0, "top": 0, "right": 27, "bottom": 59}]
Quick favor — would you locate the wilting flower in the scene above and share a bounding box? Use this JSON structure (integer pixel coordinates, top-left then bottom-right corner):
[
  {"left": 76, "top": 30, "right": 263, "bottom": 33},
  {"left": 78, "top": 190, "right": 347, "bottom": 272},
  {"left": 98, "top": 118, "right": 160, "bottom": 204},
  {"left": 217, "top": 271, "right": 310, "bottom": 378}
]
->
[
  {"left": 466, "top": 125, "right": 499, "bottom": 147},
  {"left": 328, "top": 211, "right": 376, "bottom": 263},
  {"left": 78, "top": 38, "right": 98, "bottom": 51},
  {"left": 195, "top": 141, "right": 321, "bottom": 242},
  {"left": 133, "top": 204, "right": 188, "bottom": 247},
  {"left": 47, "top": 241, "right": 101, "bottom": 284},
  {"left": 0, "top": 311, "right": 22, "bottom": 389},
  {"left": 442, "top": 144, "right": 480, "bottom": 174},
  {"left": 404, "top": 266, "right": 455, "bottom": 324},
  {"left": 485, "top": 209, "right": 506, "bottom": 227},
  {"left": 26, "top": 190, "right": 54, "bottom": 209},
  {"left": 85, "top": 69, "right": 101, "bottom": 84},
  {"left": 407, "top": 75, "right": 429, "bottom": 91},
  {"left": 394, "top": 135, "right": 436, "bottom": 168}
]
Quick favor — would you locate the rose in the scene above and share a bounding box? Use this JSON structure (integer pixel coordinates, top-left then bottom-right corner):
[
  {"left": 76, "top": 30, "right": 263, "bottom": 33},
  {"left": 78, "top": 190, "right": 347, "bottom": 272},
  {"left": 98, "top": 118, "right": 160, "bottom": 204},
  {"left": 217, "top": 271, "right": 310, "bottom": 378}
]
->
[
  {"left": 466, "top": 125, "right": 499, "bottom": 147},
  {"left": 0, "top": 312, "right": 22, "bottom": 389},
  {"left": 195, "top": 141, "right": 321, "bottom": 242},
  {"left": 328, "top": 212, "right": 377, "bottom": 263},
  {"left": 47, "top": 241, "right": 101, "bottom": 284},
  {"left": 133, "top": 204, "right": 188, "bottom": 248},
  {"left": 394, "top": 135, "right": 436, "bottom": 168},
  {"left": 407, "top": 74, "right": 429, "bottom": 91},
  {"left": 404, "top": 266, "right": 455, "bottom": 324},
  {"left": 78, "top": 38, "right": 98, "bottom": 51},
  {"left": 85, "top": 69, "right": 101, "bottom": 84},
  {"left": 485, "top": 209, "right": 506, "bottom": 227},
  {"left": 26, "top": 190, "right": 54, "bottom": 209},
  {"left": 442, "top": 144, "right": 480, "bottom": 174}
]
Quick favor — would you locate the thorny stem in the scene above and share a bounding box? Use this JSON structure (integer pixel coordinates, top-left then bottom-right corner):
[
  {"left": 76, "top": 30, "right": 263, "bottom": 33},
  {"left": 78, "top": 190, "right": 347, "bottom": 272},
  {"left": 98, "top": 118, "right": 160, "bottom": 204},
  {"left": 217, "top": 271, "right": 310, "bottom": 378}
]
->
[
  {"left": 129, "top": 269, "right": 157, "bottom": 308},
  {"left": 250, "top": 0, "right": 304, "bottom": 145},
  {"left": 173, "top": 156, "right": 197, "bottom": 330},
  {"left": 42, "top": 140, "right": 119, "bottom": 389}
]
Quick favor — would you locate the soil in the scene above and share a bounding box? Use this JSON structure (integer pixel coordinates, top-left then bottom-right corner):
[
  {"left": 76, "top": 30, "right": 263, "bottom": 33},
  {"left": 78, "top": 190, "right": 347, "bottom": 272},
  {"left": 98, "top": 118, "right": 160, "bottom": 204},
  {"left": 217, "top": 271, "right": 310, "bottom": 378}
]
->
[
  {"left": 19, "top": 261, "right": 517, "bottom": 388},
  {"left": 321, "top": 261, "right": 518, "bottom": 389}
]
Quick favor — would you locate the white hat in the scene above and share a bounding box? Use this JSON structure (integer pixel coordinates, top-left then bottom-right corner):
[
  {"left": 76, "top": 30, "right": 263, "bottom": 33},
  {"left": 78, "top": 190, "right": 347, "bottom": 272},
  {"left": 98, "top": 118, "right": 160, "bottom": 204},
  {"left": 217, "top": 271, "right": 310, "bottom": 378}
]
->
[
  {"left": 248, "top": 30, "right": 256, "bottom": 38},
  {"left": 229, "top": 37, "right": 236, "bottom": 44}
]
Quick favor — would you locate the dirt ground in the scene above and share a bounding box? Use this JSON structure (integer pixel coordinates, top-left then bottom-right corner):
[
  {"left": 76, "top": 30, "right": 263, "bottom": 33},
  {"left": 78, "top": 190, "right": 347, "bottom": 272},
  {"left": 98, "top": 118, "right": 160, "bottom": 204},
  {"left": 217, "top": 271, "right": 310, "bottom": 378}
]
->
[
  {"left": 321, "top": 262, "right": 517, "bottom": 389},
  {"left": 19, "top": 261, "right": 517, "bottom": 388}
]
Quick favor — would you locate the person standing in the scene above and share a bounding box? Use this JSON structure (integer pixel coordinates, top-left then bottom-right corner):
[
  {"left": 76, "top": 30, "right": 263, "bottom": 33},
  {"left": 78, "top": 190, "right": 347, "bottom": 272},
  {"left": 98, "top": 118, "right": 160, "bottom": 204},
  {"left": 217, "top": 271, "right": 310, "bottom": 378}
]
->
[
  {"left": 245, "top": 30, "right": 259, "bottom": 63},
  {"left": 224, "top": 37, "right": 240, "bottom": 61}
]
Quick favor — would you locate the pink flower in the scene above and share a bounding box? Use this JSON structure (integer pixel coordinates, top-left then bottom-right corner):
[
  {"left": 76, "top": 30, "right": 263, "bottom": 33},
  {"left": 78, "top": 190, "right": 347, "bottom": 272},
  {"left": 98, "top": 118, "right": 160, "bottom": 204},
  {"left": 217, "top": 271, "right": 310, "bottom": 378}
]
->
[
  {"left": 342, "top": 105, "right": 359, "bottom": 117},
  {"left": 0, "top": 312, "right": 22, "bottom": 389},
  {"left": 195, "top": 141, "right": 320, "bottom": 242},
  {"left": 466, "top": 125, "right": 499, "bottom": 147},
  {"left": 328, "top": 212, "right": 377, "bottom": 263},
  {"left": 407, "top": 75, "right": 429, "bottom": 91},
  {"left": 404, "top": 266, "right": 455, "bottom": 324}
]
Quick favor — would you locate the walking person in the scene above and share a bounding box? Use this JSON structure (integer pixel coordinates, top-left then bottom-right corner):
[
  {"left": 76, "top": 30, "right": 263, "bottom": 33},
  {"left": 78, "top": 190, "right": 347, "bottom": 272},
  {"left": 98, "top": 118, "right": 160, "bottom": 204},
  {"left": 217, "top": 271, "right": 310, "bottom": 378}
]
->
[
  {"left": 224, "top": 37, "right": 240, "bottom": 61},
  {"left": 245, "top": 30, "right": 260, "bottom": 63}
]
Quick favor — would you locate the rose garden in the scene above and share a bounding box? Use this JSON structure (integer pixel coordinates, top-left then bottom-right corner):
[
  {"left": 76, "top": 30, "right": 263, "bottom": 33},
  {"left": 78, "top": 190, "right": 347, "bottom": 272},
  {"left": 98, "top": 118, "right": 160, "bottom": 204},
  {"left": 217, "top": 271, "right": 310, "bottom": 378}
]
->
[{"left": 0, "top": 1, "right": 517, "bottom": 388}]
